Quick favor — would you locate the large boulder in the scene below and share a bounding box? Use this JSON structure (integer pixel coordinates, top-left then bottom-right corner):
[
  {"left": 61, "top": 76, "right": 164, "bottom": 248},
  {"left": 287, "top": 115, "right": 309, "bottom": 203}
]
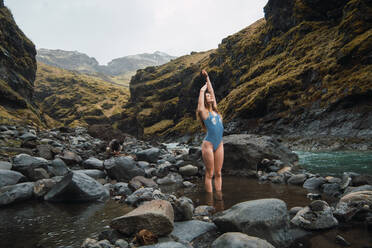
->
[
  {"left": 291, "top": 200, "right": 338, "bottom": 230},
  {"left": 0, "top": 169, "right": 26, "bottom": 187},
  {"left": 212, "top": 232, "right": 275, "bottom": 248},
  {"left": 57, "top": 150, "right": 82, "bottom": 166},
  {"left": 82, "top": 157, "right": 104, "bottom": 170},
  {"left": 12, "top": 153, "right": 49, "bottom": 180},
  {"left": 110, "top": 199, "right": 174, "bottom": 236},
  {"left": 104, "top": 156, "right": 145, "bottom": 182},
  {"left": 48, "top": 158, "right": 70, "bottom": 176},
  {"left": 223, "top": 135, "right": 298, "bottom": 171},
  {"left": 129, "top": 176, "right": 158, "bottom": 191},
  {"left": 213, "top": 198, "right": 292, "bottom": 247},
  {"left": 136, "top": 148, "right": 161, "bottom": 163},
  {"left": 44, "top": 171, "right": 109, "bottom": 203},
  {"left": 303, "top": 177, "right": 326, "bottom": 190},
  {"left": 334, "top": 190, "right": 372, "bottom": 222},
  {"left": 0, "top": 182, "right": 34, "bottom": 206},
  {"left": 170, "top": 220, "right": 217, "bottom": 242}
]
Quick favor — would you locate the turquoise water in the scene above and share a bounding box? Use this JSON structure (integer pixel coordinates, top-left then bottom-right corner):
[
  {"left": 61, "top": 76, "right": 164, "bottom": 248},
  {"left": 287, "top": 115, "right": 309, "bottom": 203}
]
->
[{"left": 295, "top": 151, "right": 372, "bottom": 176}]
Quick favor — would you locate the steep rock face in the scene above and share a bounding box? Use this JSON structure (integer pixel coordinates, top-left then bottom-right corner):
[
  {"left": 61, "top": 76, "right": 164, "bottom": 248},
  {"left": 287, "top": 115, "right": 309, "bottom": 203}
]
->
[
  {"left": 0, "top": 3, "right": 36, "bottom": 104},
  {"left": 122, "top": 0, "right": 372, "bottom": 141}
]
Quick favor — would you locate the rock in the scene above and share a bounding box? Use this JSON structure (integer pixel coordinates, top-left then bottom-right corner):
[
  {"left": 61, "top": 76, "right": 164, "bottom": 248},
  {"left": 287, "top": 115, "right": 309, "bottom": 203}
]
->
[
  {"left": 212, "top": 232, "right": 275, "bottom": 248},
  {"left": 340, "top": 173, "right": 352, "bottom": 190},
  {"left": 325, "top": 176, "right": 342, "bottom": 184},
  {"left": 74, "top": 169, "right": 106, "bottom": 180},
  {"left": 125, "top": 187, "right": 155, "bottom": 206},
  {"left": 83, "top": 157, "right": 104, "bottom": 170},
  {"left": 0, "top": 182, "right": 34, "bottom": 206},
  {"left": 303, "top": 177, "right": 326, "bottom": 190},
  {"left": 137, "top": 161, "right": 151, "bottom": 169},
  {"left": 307, "top": 193, "right": 321, "bottom": 200},
  {"left": 343, "top": 185, "right": 372, "bottom": 195},
  {"left": 33, "top": 178, "right": 57, "bottom": 198},
  {"left": 321, "top": 183, "right": 341, "bottom": 197},
  {"left": 37, "top": 144, "right": 54, "bottom": 160},
  {"left": 291, "top": 200, "right": 338, "bottom": 230},
  {"left": 111, "top": 200, "right": 174, "bottom": 236},
  {"left": 288, "top": 174, "right": 307, "bottom": 185},
  {"left": 30, "top": 167, "right": 50, "bottom": 181},
  {"left": 172, "top": 196, "right": 194, "bottom": 221},
  {"left": 0, "top": 169, "right": 26, "bottom": 187},
  {"left": 129, "top": 176, "right": 158, "bottom": 191},
  {"left": 213, "top": 198, "right": 292, "bottom": 247},
  {"left": 104, "top": 156, "right": 145, "bottom": 182},
  {"left": 194, "top": 205, "right": 215, "bottom": 216},
  {"left": 0, "top": 161, "right": 12, "bottom": 170},
  {"left": 20, "top": 132, "right": 37, "bottom": 142},
  {"left": 335, "top": 235, "right": 351, "bottom": 247},
  {"left": 334, "top": 190, "right": 372, "bottom": 222},
  {"left": 49, "top": 158, "right": 70, "bottom": 176},
  {"left": 12, "top": 153, "right": 49, "bottom": 180},
  {"left": 113, "top": 182, "right": 132, "bottom": 197},
  {"left": 44, "top": 171, "right": 109, "bottom": 203},
  {"left": 115, "top": 239, "right": 129, "bottom": 248},
  {"left": 223, "top": 134, "right": 298, "bottom": 171},
  {"left": 182, "top": 181, "right": 195, "bottom": 188},
  {"left": 57, "top": 150, "right": 82, "bottom": 166},
  {"left": 157, "top": 172, "right": 183, "bottom": 185},
  {"left": 171, "top": 220, "right": 216, "bottom": 242},
  {"left": 136, "top": 148, "right": 161, "bottom": 163},
  {"left": 154, "top": 161, "right": 173, "bottom": 178},
  {"left": 179, "top": 165, "right": 198, "bottom": 177},
  {"left": 140, "top": 241, "right": 187, "bottom": 248},
  {"left": 289, "top": 207, "right": 303, "bottom": 217}
]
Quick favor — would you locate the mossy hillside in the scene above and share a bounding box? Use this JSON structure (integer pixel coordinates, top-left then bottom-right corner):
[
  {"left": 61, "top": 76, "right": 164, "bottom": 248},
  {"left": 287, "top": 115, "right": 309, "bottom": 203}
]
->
[
  {"left": 124, "top": 0, "right": 372, "bottom": 139},
  {"left": 34, "top": 62, "right": 129, "bottom": 127}
]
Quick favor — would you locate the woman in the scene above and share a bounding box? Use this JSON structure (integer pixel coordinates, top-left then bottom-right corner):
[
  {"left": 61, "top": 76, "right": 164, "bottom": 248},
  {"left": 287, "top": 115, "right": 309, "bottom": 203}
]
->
[{"left": 197, "top": 69, "right": 224, "bottom": 193}]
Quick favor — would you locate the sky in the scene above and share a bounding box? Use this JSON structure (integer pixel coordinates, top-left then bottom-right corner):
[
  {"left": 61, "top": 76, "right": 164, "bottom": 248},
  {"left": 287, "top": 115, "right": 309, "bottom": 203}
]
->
[{"left": 6, "top": 0, "right": 267, "bottom": 65}]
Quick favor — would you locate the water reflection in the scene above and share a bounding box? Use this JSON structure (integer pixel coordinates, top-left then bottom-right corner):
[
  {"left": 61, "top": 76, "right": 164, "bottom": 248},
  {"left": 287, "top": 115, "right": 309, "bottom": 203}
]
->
[{"left": 204, "top": 191, "right": 225, "bottom": 213}]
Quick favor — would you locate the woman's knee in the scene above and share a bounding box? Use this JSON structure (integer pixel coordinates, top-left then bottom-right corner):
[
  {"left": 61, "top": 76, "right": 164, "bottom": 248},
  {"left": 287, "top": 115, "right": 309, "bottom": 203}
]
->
[
  {"left": 205, "top": 170, "right": 214, "bottom": 179},
  {"left": 214, "top": 170, "right": 222, "bottom": 178}
]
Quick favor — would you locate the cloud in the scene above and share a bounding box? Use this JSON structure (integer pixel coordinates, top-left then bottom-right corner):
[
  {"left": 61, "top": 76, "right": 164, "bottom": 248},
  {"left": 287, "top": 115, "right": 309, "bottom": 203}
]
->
[{"left": 5, "top": 0, "right": 267, "bottom": 64}]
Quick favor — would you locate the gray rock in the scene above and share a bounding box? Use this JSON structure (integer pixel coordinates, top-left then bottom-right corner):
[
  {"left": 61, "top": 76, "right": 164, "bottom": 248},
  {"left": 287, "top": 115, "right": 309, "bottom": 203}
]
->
[
  {"left": 49, "top": 158, "right": 70, "bottom": 176},
  {"left": 182, "top": 181, "right": 195, "bottom": 188},
  {"left": 44, "top": 171, "right": 109, "bottom": 203},
  {"left": 30, "top": 168, "right": 50, "bottom": 181},
  {"left": 0, "top": 182, "right": 35, "bottom": 206},
  {"left": 57, "top": 150, "right": 82, "bottom": 166},
  {"left": 83, "top": 157, "right": 104, "bottom": 170},
  {"left": 343, "top": 185, "right": 372, "bottom": 195},
  {"left": 157, "top": 172, "right": 183, "bottom": 185},
  {"left": 179, "top": 165, "right": 198, "bottom": 177},
  {"left": 213, "top": 198, "right": 292, "bottom": 247},
  {"left": 129, "top": 176, "right": 158, "bottom": 191},
  {"left": 321, "top": 183, "right": 341, "bottom": 197},
  {"left": 140, "top": 241, "right": 187, "bottom": 248},
  {"left": 340, "top": 173, "right": 352, "bottom": 190},
  {"left": 115, "top": 239, "right": 129, "bottom": 248},
  {"left": 113, "top": 182, "right": 133, "bottom": 197},
  {"left": 136, "top": 148, "right": 161, "bottom": 163},
  {"left": 303, "top": 177, "right": 326, "bottom": 190},
  {"left": 212, "top": 232, "right": 275, "bottom": 248},
  {"left": 289, "top": 207, "right": 303, "bottom": 217},
  {"left": 125, "top": 187, "right": 155, "bottom": 206},
  {"left": 33, "top": 178, "right": 57, "bottom": 198},
  {"left": 223, "top": 134, "right": 298, "bottom": 171},
  {"left": 325, "top": 176, "right": 342, "bottom": 184},
  {"left": 20, "top": 132, "right": 37, "bottom": 141},
  {"left": 74, "top": 169, "right": 106, "bottom": 180},
  {"left": 291, "top": 200, "right": 338, "bottom": 230},
  {"left": 12, "top": 153, "right": 49, "bottom": 179},
  {"left": 154, "top": 161, "right": 173, "bottom": 178},
  {"left": 0, "top": 169, "right": 25, "bottom": 187},
  {"left": 111, "top": 200, "right": 174, "bottom": 236},
  {"left": 194, "top": 205, "right": 215, "bottom": 216},
  {"left": 288, "top": 174, "right": 307, "bottom": 185},
  {"left": 172, "top": 196, "right": 194, "bottom": 221},
  {"left": 37, "top": 144, "right": 54, "bottom": 160},
  {"left": 171, "top": 220, "right": 216, "bottom": 242},
  {"left": 137, "top": 161, "right": 150, "bottom": 169},
  {"left": 0, "top": 161, "right": 12, "bottom": 170},
  {"left": 334, "top": 190, "right": 372, "bottom": 222},
  {"left": 104, "top": 156, "right": 145, "bottom": 182}
]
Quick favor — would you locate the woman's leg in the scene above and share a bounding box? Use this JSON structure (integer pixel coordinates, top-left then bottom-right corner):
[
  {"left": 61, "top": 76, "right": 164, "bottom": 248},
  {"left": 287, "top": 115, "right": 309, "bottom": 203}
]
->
[
  {"left": 202, "top": 141, "right": 214, "bottom": 193},
  {"left": 213, "top": 142, "right": 224, "bottom": 192}
]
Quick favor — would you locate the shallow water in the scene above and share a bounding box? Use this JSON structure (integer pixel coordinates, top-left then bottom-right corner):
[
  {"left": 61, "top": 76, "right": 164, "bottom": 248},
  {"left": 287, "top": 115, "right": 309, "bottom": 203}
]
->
[{"left": 295, "top": 150, "right": 372, "bottom": 176}]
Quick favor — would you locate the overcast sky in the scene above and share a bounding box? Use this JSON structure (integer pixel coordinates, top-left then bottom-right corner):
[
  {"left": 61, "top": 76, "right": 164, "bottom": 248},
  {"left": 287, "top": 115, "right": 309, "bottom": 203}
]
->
[{"left": 6, "top": 0, "right": 267, "bottom": 65}]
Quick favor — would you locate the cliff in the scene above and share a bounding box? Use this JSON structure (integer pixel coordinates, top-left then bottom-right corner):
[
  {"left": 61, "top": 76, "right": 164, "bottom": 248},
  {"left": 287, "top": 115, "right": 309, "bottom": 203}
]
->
[
  {"left": 120, "top": 0, "right": 372, "bottom": 141},
  {"left": 0, "top": 2, "right": 45, "bottom": 126}
]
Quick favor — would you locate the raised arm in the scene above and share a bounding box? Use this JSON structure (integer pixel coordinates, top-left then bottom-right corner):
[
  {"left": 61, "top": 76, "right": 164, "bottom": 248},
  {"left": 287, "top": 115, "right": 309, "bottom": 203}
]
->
[
  {"left": 202, "top": 70, "right": 217, "bottom": 108},
  {"left": 197, "top": 84, "right": 208, "bottom": 119}
]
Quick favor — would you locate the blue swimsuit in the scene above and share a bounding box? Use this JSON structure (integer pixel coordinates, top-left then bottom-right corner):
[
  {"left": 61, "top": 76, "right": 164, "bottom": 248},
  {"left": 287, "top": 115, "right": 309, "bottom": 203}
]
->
[{"left": 203, "top": 112, "right": 224, "bottom": 151}]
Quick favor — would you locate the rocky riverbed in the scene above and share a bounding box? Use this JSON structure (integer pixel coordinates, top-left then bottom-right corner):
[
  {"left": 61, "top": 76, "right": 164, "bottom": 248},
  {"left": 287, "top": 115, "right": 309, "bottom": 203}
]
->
[{"left": 0, "top": 125, "right": 371, "bottom": 248}]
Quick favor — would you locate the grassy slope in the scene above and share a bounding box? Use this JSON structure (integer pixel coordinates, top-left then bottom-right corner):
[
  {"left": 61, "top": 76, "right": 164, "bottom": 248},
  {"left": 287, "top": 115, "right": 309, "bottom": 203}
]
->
[
  {"left": 34, "top": 62, "right": 129, "bottom": 127},
  {"left": 123, "top": 0, "right": 372, "bottom": 139}
]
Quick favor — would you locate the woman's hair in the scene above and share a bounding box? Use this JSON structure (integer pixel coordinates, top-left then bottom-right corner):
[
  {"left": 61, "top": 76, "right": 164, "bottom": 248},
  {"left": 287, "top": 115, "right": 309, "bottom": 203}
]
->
[
  {"left": 109, "top": 139, "right": 121, "bottom": 152},
  {"left": 196, "top": 91, "right": 221, "bottom": 131}
]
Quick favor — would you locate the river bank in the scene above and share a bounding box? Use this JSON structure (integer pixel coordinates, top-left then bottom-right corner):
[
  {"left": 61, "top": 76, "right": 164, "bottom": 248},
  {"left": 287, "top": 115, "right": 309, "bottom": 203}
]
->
[{"left": 0, "top": 125, "right": 371, "bottom": 248}]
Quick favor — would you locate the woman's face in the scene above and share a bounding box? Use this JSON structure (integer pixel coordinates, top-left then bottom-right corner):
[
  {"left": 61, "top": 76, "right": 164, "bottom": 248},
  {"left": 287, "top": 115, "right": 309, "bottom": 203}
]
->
[{"left": 205, "top": 92, "right": 213, "bottom": 104}]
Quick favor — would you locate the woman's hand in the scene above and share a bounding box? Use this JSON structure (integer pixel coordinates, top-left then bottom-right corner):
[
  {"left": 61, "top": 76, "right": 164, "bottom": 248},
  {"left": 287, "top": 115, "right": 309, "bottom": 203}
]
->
[
  {"left": 200, "top": 84, "right": 207, "bottom": 92},
  {"left": 202, "top": 69, "right": 209, "bottom": 78}
]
